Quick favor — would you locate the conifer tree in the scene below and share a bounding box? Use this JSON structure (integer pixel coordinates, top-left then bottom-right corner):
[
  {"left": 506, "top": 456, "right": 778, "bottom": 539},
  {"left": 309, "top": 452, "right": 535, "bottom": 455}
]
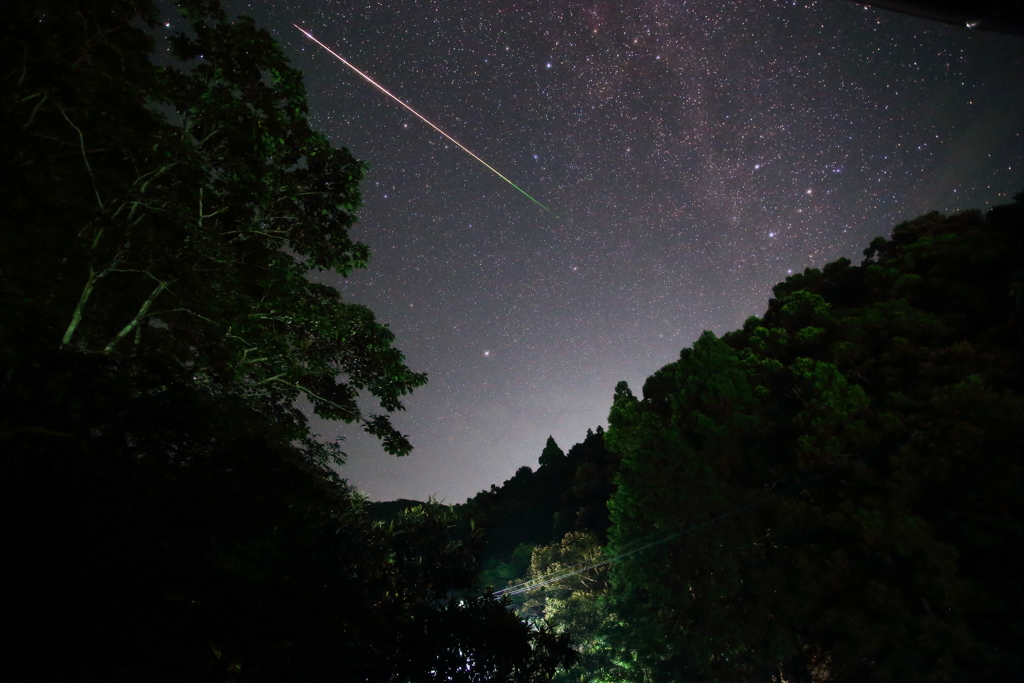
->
[{"left": 540, "top": 435, "right": 567, "bottom": 467}]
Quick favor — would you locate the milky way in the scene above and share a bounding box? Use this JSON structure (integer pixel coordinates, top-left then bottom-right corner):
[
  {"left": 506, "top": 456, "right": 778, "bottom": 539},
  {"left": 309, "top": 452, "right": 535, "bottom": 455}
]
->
[{"left": 224, "top": 0, "right": 1023, "bottom": 502}]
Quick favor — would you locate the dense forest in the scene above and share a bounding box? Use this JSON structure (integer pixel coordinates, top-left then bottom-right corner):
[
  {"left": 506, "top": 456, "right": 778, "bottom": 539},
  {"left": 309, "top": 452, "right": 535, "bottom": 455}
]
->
[
  {"left": 461, "top": 198, "right": 1023, "bottom": 682},
  {"left": 2, "top": 1, "right": 1021, "bottom": 682}
]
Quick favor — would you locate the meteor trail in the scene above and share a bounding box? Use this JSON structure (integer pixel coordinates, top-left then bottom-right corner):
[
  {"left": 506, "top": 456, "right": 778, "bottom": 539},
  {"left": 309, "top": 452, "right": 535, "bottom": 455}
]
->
[{"left": 293, "top": 24, "right": 555, "bottom": 217}]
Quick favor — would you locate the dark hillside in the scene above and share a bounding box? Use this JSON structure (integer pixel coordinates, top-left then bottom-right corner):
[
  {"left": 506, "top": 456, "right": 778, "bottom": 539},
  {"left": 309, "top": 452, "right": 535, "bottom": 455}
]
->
[
  {"left": 463, "top": 429, "right": 619, "bottom": 589},
  {"left": 497, "top": 195, "right": 1023, "bottom": 682}
]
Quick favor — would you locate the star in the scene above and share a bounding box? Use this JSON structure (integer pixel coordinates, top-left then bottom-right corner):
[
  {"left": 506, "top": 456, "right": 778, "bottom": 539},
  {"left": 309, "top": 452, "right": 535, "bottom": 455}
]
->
[{"left": 265, "top": 0, "right": 1024, "bottom": 502}]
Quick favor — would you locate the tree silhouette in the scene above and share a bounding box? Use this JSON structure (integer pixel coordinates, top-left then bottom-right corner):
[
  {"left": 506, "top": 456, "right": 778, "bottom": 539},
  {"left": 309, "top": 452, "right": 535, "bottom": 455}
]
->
[
  {"left": 540, "top": 435, "right": 567, "bottom": 467},
  {"left": 1, "top": 0, "right": 423, "bottom": 461},
  {"left": 0, "top": 2, "right": 576, "bottom": 680},
  {"left": 601, "top": 198, "right": 1023, "bottom": 682}
]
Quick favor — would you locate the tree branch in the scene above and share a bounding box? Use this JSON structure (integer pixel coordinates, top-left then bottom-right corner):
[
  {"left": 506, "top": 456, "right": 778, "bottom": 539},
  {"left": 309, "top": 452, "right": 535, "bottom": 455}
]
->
[
  {"left": 267, "top": 377, "right": 356, "bottom": 419},
  {"left": 103, "top": 278, "right": 171, "bottom": 353},
  {"left": 0, "top": 426, "right": 75, "bottom": 440},
  {"left": 135, "top": 161, "right": 179, "bottom": 194},
  {"left": 22, "top": 92, "right": 48, "bottom": 130},
  {"left": 58, "top": 106, "right": 103, "bottom": 209},
  {"left": 61, "top": 264, "right": 108, "bottom": 348}
]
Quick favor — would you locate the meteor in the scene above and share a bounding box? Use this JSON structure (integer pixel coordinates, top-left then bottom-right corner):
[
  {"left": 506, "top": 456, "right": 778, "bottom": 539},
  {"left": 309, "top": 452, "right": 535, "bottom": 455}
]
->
[{"left": 294, "top": 25, "right": 555, "bottom": 217}]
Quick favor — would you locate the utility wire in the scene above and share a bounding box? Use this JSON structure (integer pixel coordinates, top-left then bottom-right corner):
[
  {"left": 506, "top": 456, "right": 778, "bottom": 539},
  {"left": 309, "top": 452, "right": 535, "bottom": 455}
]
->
[{"left": 495, "top": 432, "right": 920, "bottom": 598}]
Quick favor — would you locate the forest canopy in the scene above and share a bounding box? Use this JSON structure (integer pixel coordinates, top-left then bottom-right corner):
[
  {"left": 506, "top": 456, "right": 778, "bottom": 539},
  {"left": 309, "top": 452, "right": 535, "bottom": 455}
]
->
[
  {"left": 472, "top": 197, "right": 1023, "bottom": 682},
  {"left": 1, "top": 0, "right": 425, "bottom": 462}
]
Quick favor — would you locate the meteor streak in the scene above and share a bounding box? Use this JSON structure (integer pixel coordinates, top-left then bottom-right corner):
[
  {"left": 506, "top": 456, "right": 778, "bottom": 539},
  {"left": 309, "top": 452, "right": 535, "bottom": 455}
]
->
[{"left": 294, "top": 25, "right": 555, "bottom": 216}]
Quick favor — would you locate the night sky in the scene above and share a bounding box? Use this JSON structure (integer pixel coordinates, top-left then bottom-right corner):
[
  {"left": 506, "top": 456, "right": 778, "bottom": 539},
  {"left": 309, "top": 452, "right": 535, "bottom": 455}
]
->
[{"left": 224, "top": 0, "right": 1022, "bottom": 503}]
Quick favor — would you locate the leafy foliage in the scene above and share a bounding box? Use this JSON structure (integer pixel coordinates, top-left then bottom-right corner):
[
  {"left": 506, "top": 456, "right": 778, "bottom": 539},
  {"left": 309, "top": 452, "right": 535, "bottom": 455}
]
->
[
  {"left": 461, "top": 429, "right": 621, "bottom": 681},
  {"left": 1, "top": 0, "right": 424, "bottom": 461},
  {"left": 0, "top": 1, "right": 576, "bottom": 680},
  {"left": 475, "top": 197, "right": 1023, "bottom": 683},
  {"left": 465, "top": 427, "right": 619, "bottom": 588},
  {"left": 512, "top": 532, "right": 618, "bottom": 683},
  {"left": 598, "top": 197, "right": 1023, "bottom": 682},
  {"left": 1, "top": 357, "right": 574, "bottom": 681}
]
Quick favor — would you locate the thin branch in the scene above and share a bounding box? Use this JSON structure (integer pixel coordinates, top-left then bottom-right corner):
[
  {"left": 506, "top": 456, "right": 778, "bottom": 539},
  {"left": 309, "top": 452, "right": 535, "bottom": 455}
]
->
[
  {"left": 136, "top": 161, "right": 179, "bottom": 194},
  {"left": 196, "top": 125, "right": 221, "bottom": 147},
  {"left": 28, "top": 132, "right": 74, "bottom": 146},
  {"left": 246, "top": 314, "right": 295, "bottom": 322},
  {"left": 61, "top": 265, "right": 101, "bottom": 348},
  {"left": 1, "top": 426, "right": 75, "bottom": 440},
  {"left": 156, "top": 307, "right": 216, "bottom": 325},
  {"left": 111, "top": 199, "right": 162, "bottom": 221},
  {"left": 74, "top": 216, "right": 95, "bottom": 239},
  {"left": 22, "top": 92, "right": 48, "bottom": 129},
  {"left": 254, "top": 372, "right": 288, "bottom": 386},
  {"left": 198, "top": 186, "right": 227, "bottom": 227},
  {"left": 103, "top": 279, "right": 171, "bottom": 353},
  {"left": 58, "top": 106, "right": 103, "bottom": 209},
  {"left": 267, "top": 378, "right": 359, "bottom": 420}
]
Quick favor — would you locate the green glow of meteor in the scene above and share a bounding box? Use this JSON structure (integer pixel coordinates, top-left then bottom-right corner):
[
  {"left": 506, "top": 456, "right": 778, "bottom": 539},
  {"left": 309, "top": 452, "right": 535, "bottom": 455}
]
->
[{"left": 294, "top": 25, "right": 556, "bottom": 217}]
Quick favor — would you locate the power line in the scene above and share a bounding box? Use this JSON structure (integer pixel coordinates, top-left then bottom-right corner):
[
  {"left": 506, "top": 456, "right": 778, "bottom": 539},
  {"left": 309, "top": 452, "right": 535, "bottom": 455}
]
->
[{"left": 495, "top": 432, "right": 918, "bottom": 598}]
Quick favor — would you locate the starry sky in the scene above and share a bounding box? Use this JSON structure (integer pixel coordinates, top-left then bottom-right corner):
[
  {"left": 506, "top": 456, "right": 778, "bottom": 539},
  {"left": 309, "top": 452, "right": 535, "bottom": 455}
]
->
[{"left": 224, "top": 0, "right": 1022, "bottom": 503}]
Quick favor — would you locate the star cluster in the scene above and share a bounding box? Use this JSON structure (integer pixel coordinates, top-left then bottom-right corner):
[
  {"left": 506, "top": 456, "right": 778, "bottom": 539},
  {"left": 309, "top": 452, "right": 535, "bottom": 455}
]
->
[{"left": 228, "top": 0, "right": 1023, "bottom": 502}]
